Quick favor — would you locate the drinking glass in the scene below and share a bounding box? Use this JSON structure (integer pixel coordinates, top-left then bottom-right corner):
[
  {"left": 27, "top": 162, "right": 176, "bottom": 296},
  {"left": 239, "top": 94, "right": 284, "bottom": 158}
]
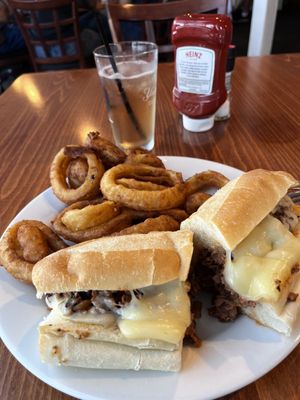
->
[{"left": 94, "top": 42, "right": 158, "bottom": 151}]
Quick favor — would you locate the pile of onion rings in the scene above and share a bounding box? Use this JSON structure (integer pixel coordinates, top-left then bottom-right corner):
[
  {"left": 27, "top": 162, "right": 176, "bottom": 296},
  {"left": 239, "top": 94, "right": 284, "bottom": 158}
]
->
[
  {"left": 0, "top": 131, "right": 230, "bottom": 284},
  {"left": 48, "top": 135, "right": 229, "bottom": 243}
]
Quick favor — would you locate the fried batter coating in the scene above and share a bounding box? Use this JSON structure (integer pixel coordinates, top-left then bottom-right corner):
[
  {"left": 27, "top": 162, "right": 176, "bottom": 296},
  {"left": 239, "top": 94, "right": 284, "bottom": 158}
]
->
[
  {"left": 61, "top": 200, "right": 120, "bottom": 232},
  {"left": 17, "top": 225, "right": 50, "bottom": 263},
  {"left": 125, "top": 148, "right": 165, "bottom": 169},
  {"left": 52, "top": 199, "right": 133, "bottom": 243},
  {"left": 66, "top": 158, "right": 88, "bottom": 189},
  {"left": 50, "top": 146, "right": 105, "bottom": 204},
  {"left": 0, "top": 220, "right": 67, "bottom": 284},
  {"left": 100, "top": 164, "right": 185, "bottom": 211},
  {"left": 116, "top": 178, "right": 166, "bottom": 191},
  {"left": 162, "top": 208, "right": 188, "bottom": 222},
  {"left": 185, "top": 192, "right": 211, "bottom": 215},
  {"left": 123, "top": 208, "right": 188, "bottom": 223},
  {"left": 183, "top": 170, "right": 229, "bottom": 214},
  {"left": 184, "top": 170, "right": 229, "bottom": 196},
  {"left": 85, "top": 131, "right": 126, "bottom": 169},
  {"left": 111, "top": 215, "right": 179, "bottom": 236},
  {"left": 124, "top": 173, "right": 176, "bottom": 186}
]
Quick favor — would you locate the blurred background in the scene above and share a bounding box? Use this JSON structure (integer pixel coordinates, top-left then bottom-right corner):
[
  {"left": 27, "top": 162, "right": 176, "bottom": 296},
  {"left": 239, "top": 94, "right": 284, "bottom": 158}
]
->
[
  {"left": 232, "top": 0, "right": 300, "bottom": 56},
  {"left": 1, "top": 0, "right": 300, "bottom": 93}
]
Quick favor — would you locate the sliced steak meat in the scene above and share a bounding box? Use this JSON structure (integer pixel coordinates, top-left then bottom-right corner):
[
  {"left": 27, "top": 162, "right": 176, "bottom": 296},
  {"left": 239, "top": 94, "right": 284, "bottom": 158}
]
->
[
  {"left": 45, "top": 290, "right": 133, "bottom": 316},
  {"left": 271, "top": 195, "right": 299, "bottom": 231},
  {"left": 188, "top": 247, "right": 226, "bottom": 296},
  {"left": 91, "top": 290, "right": 132, "bottom": 314},
  {"left": 208, "top": 296, "right": 239, "bottom": 322},
  {"left": 65, "top": 291, "right": 91, "bottom": 311},
  {"left": 287, "top": 292, "right": 299, "bottom": 302},
  {"left": 184, "top": 317, "right": 201, "bottom": 347},
  {"left": 190, "top": 246, "right": 256, "bottom": 323},
  {"left": 209, "top": 291, "right": 256, "bottom": 322}
]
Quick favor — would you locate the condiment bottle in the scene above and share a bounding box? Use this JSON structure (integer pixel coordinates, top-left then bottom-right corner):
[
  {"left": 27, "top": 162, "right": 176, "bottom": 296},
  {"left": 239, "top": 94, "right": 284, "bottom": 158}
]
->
[
  {"left": 215, "top": 44, "right": 236, "bottom": 121},
  {"left": 172, "top": 14, "right": 232, "bottom": 132}
]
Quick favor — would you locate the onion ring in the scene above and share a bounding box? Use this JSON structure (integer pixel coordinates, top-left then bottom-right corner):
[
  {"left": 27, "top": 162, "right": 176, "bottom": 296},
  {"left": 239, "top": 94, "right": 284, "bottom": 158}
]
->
[
  {"left": 0, "top": 220, "right": 67, "bottom": 284},
  {"left": 100, "top": 164, "right": 186, "bottom": 211},
  {"left": 185, "top": 170, "right": 229, "bottom": 196},
  {"left": 162, "top": 208, "right": 188, "bottom": 222},
  {"left": 51, "top": 199, "right": 133, "bottom": 243},
  {"left": 61, "top": 201, "right": 120, "bottom": 232},
  {"left": 50, "top": 146, "right": 105, "bottom": 204},
  {"left": 116, "top": 178, "right": 166, "bottom": 191},
  {"left": 125, "top": 148, "right": 150, "bottom": 155},
  {"left": 185, "top": 192, "right": 211, "bottom": 215},
  {"left": 111, "top": 215, "right": 179, "bottom": 236},
  {"left": 125, "top": 173, "right": 176, "bottom": 186},
  {"left": 123, "top": 208, "right": 188, "bottom": 223},
  {"left": 85, "top": 131, "right": 126, "bottom": 168},
  {"left": 125, "top": 149, "right": 165, "bottom": 169}
]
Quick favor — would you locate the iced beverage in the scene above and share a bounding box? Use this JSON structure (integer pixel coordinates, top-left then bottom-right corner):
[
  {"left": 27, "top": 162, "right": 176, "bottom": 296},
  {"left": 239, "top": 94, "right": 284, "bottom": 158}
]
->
[{"left": 94, "top": 42, "right": 158, "bottom": 150}]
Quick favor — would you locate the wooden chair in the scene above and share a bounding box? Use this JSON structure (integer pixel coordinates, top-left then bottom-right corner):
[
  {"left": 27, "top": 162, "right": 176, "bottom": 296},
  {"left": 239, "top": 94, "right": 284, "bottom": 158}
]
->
[
  {"left": 107, "top": 0, "right": 228, "bottom": 59},
  {"left": 8, "top": 0, "right": 85, "bottom": 71}
]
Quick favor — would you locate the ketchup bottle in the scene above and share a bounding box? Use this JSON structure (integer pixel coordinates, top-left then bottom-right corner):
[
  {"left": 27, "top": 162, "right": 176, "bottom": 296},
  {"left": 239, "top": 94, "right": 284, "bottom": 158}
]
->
[{"left": 172, "top": 14, "right": 232, "bottom": 132}]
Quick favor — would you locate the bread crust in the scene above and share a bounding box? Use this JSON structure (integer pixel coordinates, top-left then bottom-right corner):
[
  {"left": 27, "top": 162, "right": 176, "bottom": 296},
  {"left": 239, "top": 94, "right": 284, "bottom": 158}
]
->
[
  {"left": 181, "top": 169, "right": 297, "bottom": 251},
  {"left": 39, "top": 331, "right": 182, "bottom": 371},
  {"left": 32, "top": 230, "right": 193, "bottom": 293}
]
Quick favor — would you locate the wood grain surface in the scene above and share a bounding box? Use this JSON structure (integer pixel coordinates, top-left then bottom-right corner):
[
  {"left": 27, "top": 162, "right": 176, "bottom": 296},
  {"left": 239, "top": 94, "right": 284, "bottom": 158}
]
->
[{"left": 0, "top": 53, "right": 300, "bottom": 400}]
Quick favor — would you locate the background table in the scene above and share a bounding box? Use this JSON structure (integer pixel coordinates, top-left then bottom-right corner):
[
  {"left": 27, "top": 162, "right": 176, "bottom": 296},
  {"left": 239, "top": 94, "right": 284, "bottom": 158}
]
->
[{"left": 0, "top": 53, "right": 300, "bottom": 399}]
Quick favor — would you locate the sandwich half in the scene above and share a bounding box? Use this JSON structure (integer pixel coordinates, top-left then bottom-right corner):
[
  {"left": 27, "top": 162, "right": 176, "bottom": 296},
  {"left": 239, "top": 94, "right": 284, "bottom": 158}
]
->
[
  {"left": 32, "top": 230, "right": 193, "bottom": 371},
  {"left": 181, "top": 169, "right": 300, "bottom": 335}
]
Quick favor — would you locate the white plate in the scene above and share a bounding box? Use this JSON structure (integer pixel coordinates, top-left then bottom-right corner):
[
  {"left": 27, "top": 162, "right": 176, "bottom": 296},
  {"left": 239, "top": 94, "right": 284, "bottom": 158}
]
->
[{"left": 0, "top": 156, "right": 299, "bottom": 400}]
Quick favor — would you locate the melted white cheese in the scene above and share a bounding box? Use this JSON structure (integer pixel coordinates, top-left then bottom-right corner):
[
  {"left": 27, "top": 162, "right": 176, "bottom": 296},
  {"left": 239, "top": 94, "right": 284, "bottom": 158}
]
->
[
  {"left": 118, "top": 280, "right": 191, "bottom": 344},
  {"left": 224, "top": 215, "right": 300, "bottom": 302}
]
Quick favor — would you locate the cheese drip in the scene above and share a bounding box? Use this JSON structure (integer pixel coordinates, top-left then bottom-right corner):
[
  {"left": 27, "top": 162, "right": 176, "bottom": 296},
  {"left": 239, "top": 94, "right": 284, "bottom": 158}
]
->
[
  {"left": 118, "top": 280, "right": 191, "bottom": 344},
  {"left": 224, "top": 215, "right": 300, "bottom": 302}
]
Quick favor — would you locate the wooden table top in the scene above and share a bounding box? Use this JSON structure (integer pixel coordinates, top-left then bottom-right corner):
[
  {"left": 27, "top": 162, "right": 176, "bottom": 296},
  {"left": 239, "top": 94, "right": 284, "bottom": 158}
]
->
[{"left": 0, "top": 53, "right": 300, "bottom": 400}]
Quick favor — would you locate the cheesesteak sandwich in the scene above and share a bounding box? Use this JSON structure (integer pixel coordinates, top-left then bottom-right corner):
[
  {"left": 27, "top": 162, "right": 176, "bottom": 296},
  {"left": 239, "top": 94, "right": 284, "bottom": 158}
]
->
[
  {"left": 181, "top": 169, "right": 300, "bottom": 335},
  {"left": 32, "top": 230, "right": 193, "bottom": 371}
]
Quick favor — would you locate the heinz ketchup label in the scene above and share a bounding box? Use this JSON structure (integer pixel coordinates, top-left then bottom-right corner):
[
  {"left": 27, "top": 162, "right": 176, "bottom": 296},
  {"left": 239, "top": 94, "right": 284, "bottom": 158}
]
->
[{"left": 176, "top": 46, "right": 215, "bottom": 95}]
